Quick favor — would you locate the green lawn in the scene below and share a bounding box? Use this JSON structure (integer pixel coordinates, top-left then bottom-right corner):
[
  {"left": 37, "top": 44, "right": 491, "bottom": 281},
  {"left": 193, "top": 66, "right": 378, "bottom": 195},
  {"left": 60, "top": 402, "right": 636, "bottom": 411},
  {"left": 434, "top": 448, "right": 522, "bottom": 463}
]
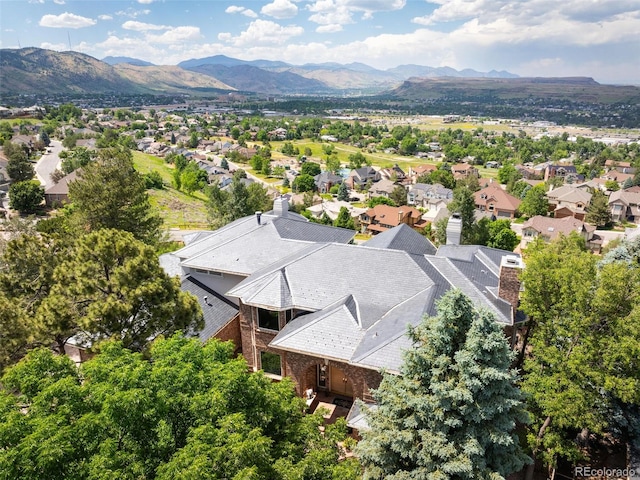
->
[{"left": 132, "top": 151, "right": 209, "bottom": 229}]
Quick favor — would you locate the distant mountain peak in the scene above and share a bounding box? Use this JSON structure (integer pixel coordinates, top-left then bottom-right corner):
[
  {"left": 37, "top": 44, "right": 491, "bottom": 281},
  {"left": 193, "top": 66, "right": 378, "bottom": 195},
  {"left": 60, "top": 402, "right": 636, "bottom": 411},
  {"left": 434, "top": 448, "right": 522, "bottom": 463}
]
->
[{"left": 102, "top": 56, "right": 154, "bottom": 67}]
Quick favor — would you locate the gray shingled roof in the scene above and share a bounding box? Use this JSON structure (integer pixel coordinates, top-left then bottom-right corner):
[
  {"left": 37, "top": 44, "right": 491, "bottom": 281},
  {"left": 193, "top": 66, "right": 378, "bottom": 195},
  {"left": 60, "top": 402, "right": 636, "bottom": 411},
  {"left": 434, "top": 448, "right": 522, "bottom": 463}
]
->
[
  {"left": 228, "top": 239, "right": 518, "bottom": 372},
  {"left": 175, "top": 214, "right": 355, "bottom": 276},
  {"left": 363, "top": 223, "right": 436, "bottom": 255},
  {"left": 181, "top": 276, "right": 239, "bottom": 342}
]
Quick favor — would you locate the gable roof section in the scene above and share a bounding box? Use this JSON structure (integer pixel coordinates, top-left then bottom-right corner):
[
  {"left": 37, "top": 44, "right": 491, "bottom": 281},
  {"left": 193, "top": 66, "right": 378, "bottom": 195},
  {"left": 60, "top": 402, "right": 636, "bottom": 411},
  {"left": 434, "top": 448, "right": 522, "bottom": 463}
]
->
[
  {"left": 270, "top": 295, "right": 365, "bottom": 362},
  {"left": 175, "top": 214, "right": 355, "bottom": 276},
  {"left": 522, "top": 215, "right": 596, "bottom": 239},
  {"left": 228, "top": 243, "right": 437, "bottom": 328},
  {"left": 363, "top": 223, "right": 436, "bottom": 255},
  {"left": 474, "top": 185, "right": 521, "bottom": 211},
  {"left": 609, "top": 190, "right": 640, "bottom": 207},
  {"left": 181, "top": 276, "right": 239, "bottom": 342},
  {"left": 547, "top": 185, "right": 592, "bottom": 204}
]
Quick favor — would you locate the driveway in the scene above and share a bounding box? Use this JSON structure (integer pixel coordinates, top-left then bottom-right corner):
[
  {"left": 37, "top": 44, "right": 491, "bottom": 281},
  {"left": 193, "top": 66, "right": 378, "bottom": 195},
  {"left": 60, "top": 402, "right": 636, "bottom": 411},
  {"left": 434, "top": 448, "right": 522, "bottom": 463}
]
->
[{"left": 35, "top": 140, "right": 63, "bottom": 189}]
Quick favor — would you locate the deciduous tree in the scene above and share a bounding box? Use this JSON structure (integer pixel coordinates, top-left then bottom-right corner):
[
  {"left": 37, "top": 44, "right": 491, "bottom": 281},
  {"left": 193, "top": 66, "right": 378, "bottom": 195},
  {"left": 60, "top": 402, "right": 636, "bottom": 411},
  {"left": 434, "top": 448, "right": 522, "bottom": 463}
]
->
[
  {"left": 0, "top": 334, "right": 360, "bottom": 479},
  {"left": 8, "top": 180, "right": 44, "bottom": 214}
]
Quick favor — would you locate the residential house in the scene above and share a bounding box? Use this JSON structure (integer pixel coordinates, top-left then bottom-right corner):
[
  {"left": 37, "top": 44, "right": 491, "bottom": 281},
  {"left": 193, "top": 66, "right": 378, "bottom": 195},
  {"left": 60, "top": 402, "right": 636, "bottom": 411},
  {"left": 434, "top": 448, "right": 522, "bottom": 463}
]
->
[
  {"left": 314, "top": 171, "right": 343, "bottom": 194},
  {"left": 601, "top": 170, "right": 634, "bottom": 188},
  {"left": 473, "top": 184, "right": 521, "bottom": 219},
  {"left": 407, "top": 183, "right": 453, "bottom": 208},
  {"left": 520, "top": 215, "right": 601, "bottom": 252},
  {"left": 368, "top": 178, "right": 397, "bottom": 198},
  {"left": 360, "top": 204, "right": 426, "bottom": 235},
  {"left": 44, "top": 170, "right": 79, "bottom": 207},
  {"left": 306, "top": 200, "right": 367, "bottom": 222},
  {"left": 165, "top": 203, "right": 526, "bottom": 430},
  {"left": 451, "top": 163, "right": 478, "bottom": 179},
  {"left": 407, "top": 164, "right": 437, "bottom": 183},
  {"left": 379, "top": 164, "right": 406, "bottom": 182},
  {"left": 544, "top": 164, "right": 583, "bottom": 183},
  {"left": 604, "top": 160, "right": 635, "bottom": 175},
  {"left": 345, "top": 166, "right": 381, "bottom": 190},
  {"left": 546, "top": 185, "right": 592, "bottom": 220},
  {"left": 609, "top": 189, "right": 640, "bottom": 222}
]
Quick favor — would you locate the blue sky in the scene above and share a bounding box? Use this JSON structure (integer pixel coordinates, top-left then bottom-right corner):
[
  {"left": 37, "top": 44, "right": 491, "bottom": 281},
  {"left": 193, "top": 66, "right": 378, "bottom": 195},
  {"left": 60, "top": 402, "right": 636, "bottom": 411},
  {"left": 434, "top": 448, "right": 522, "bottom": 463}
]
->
[{"left": 1, "top": 0, "right": 639, "bottom": 85}]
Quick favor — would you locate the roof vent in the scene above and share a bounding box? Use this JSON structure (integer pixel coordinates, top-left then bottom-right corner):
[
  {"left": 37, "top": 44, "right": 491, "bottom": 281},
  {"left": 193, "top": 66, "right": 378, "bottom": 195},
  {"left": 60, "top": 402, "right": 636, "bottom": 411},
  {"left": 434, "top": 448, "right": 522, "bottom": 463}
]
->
[{"left": 256, "top": 211, "right": 262, "bottom": 225}]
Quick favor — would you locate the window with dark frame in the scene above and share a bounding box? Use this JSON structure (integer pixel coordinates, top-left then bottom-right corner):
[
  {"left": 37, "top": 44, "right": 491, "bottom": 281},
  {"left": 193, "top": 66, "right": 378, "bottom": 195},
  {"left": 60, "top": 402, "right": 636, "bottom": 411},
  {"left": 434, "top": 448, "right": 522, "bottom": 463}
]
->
[
  {"left": 260, "top": 351, "right": 282, "bottom": 376},
  {"left": 257, "top": 308, "right": 280, "bottom": 331}
]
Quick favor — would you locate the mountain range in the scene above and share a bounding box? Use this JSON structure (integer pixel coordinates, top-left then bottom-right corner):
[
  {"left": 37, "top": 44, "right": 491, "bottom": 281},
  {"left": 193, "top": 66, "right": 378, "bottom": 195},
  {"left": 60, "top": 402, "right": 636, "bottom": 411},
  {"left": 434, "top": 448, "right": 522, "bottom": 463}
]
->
[
  {"left": 2, "top": 48, "right": 638, "bottom": 108},
  {"left": 0, "top": 47, "right": 519, "bottom": 97}
]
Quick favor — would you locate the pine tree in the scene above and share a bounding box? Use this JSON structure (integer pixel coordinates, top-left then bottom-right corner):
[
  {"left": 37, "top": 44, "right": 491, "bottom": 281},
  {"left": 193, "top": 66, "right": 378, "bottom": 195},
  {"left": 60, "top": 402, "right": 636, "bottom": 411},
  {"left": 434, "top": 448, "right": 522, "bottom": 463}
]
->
[
  {"left": 357, "top": 289, "right": 530, "bottom": 479},
  {"left": 337, "top": 181, "right": 349, "bottom": 201},
  {"left": 585, "top": 188, "right": 612, "bottom": 227}
]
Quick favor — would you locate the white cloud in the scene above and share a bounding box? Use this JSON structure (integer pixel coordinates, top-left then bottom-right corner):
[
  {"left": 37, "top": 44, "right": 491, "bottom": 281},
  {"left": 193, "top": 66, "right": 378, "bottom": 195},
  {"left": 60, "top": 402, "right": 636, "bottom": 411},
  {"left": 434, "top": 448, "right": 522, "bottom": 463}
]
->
[
  {"left": 115, "top": 8, "right": 151, "bottom": 18},
  {"left": 137, "top": 0, "right": 154, "bottom": 4},
  {"left": 225, "top": 5, "right": 259, "bottom": 18},
  {"left": 53, "top": 0, "right": 66, "bottom": 4},
  {"left": 98, "top": 14, "right": 113, "bottom": 21},
  {"left": 316, "top": 24, "right": 343, "bottom": 33},
  {"left": 40, "top": 42, "right": 67, "bottom": 51},
  {"left": 307, "top": 0, "right": 405, "bottom": 26},
  {"left": 122, "top": 20, "right": 170, "bottom": 31},
  {"left": 39, "top": 12, "right": 96, "bottom": 29},
  {"left": 146, "top": 26, "right": 203, "bottom": 44},
  {"left": 219, "top": 19, "right": 304, "bottom": 47},
  {"left": 261, "top": 0, "right": 299, "bottom": 19}
]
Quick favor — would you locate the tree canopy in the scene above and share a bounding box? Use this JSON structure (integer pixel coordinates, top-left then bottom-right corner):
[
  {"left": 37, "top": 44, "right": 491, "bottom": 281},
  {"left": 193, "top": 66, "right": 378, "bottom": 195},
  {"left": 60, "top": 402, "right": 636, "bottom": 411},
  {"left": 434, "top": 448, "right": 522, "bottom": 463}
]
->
[
  {"left": 357, "top": 289, "right": 530, "bottom": 479},
  {"left": 519, "top": 234, "right": 640, "bottom": 473},
  {"left": 0, "top": 334, "right": 360, "bottom": 480},
  {"left": 68, "top": 147, "right": 163, "bottom": 244}
]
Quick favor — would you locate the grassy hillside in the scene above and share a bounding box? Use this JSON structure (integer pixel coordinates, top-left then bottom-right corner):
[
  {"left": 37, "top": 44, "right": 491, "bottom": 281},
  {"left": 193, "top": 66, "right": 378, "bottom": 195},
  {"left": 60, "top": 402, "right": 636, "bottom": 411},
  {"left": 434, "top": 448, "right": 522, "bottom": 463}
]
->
[{"left": 132, "top": 151, "right": 209, "bottom": 229}]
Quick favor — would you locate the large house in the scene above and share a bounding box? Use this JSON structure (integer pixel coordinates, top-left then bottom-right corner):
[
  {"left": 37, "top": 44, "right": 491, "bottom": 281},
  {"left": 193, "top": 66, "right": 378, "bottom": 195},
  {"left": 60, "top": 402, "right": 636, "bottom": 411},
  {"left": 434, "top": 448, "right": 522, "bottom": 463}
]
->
[
  {"left": 546, "top": 185, "right": 592, "bottom": 220},
  {"left": 344, "top": 166, "right": 381, "bottom": 190},
  {"left": 473, "top": 184, "right": 521, "bottom": 219},
  {"left": 359, "top": 204, "right": 426, "bottom": 235},
  {"left": 520, "top": 215, "right": 601, "bottom": 252},
  {"left": 164, "top": 198, "right": 526, "bottom": 418},
  {"left": 609, "top": 189, "right": 640, "bottom": 222}
]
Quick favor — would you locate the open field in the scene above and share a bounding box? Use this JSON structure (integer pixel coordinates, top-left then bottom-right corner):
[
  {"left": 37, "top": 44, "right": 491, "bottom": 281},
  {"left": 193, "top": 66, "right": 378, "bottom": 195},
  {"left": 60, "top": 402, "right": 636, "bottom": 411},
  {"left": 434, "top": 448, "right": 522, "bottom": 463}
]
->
[{"left": 131, "top": 151, "right": 209, "bottom": 229}]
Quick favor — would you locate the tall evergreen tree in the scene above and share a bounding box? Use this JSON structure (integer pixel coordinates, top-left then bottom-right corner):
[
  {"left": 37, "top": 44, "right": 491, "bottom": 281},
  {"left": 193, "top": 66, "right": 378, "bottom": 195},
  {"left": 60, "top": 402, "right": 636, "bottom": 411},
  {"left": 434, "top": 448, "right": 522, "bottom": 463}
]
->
[
  {"left": 585, "top": 188, "right": 612, "bottom": 227},
  {"left": 357, "top": 289, "right": 530, "bottom": 479},
  {"left": 68, "top": 147, "right": 162, "bottom": 244},
  {"left": 4, "top": 142, "right": 34, "bottom": 182},
  {"left": 447, "top": 187, "right": 476, "bottom": 244},
  {"left": 337, "top": 181, "right": 350, "bottom": 202}
]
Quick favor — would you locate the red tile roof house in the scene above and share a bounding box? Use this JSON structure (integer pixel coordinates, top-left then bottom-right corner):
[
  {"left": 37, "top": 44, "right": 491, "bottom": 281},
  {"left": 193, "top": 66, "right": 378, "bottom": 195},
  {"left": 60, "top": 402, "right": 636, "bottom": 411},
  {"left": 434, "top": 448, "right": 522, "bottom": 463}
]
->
[
  {"left": 520, "top": 215, "right": 601, "bottom": 253},
  {"left": 359, "top": 204, "right": 426, "bottom": 235},
  {"left": 162, "top": 198, "right": 527, "bottom": 432},
  {"left": 473, "top": 184, "right": 522, "bottom": 219},
  {"left": 407, "top": 164, "right": 437, "bottom": 183}
]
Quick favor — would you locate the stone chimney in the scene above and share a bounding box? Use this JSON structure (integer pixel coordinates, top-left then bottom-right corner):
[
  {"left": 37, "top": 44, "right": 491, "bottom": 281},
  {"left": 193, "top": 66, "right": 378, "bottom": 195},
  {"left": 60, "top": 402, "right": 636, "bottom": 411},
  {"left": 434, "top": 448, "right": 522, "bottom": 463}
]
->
[
  {"left": 446, "top": 213, "right": 462, "bottom": 245},
  {"left": 273, "top": 196, "right": 289, "bottom": 218},
  {"left": 498, "top": 254, "right": 523, "bottom": 311}
]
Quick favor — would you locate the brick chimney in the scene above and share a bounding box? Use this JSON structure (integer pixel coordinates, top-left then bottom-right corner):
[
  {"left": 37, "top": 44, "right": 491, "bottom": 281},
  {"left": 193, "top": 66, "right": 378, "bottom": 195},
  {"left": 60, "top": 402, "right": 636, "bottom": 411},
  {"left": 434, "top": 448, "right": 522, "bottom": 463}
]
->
[{"left": 498, "top": 254, "right": 523, "bottom": 312}]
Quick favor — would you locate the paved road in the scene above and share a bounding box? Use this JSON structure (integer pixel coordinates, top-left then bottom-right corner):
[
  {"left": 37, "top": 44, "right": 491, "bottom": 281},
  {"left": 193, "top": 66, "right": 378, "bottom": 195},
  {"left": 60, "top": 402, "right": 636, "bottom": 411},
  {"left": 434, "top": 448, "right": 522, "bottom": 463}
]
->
[{"left": 35, "top": 140, "right": 63, "bottom": 189}]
